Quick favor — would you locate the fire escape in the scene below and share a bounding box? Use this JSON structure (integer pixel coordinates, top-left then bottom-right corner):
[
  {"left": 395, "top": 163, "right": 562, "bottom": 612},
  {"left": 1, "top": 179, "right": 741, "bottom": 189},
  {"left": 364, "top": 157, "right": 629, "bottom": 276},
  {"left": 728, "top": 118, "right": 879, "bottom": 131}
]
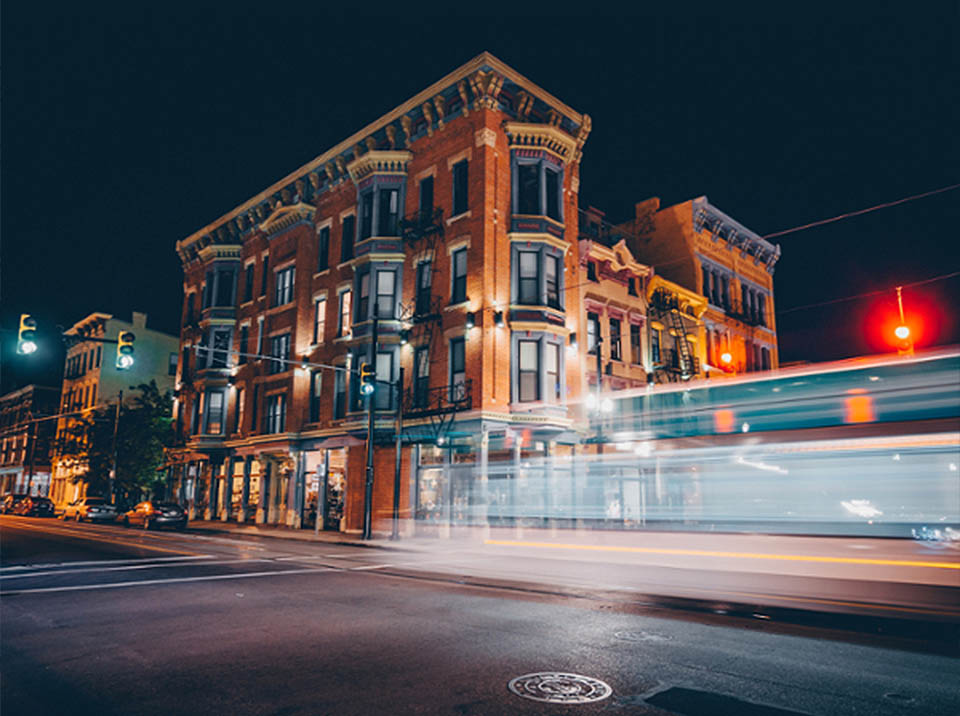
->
[
  {"left": 649, "top": 288, "right": 699, "bottom": 382},
  {"left": 397, "top": 207, "right": 472, "bottom": 442}
]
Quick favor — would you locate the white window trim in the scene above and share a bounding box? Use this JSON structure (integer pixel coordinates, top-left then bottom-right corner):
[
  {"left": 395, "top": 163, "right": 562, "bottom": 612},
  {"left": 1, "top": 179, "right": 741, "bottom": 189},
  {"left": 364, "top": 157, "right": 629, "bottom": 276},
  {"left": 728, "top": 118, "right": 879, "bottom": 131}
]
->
[
  {"left": 415, "top": 165, "right": 436, "bottom": 181},
  {"left": 447, "top": 148, "right": 472, "bottom": 169},
  {"left": 446, "top": 236, "right": 471, "bottom": 255},
  {"left": 315, "top": 217, "right": 332, "bottom": 233}
]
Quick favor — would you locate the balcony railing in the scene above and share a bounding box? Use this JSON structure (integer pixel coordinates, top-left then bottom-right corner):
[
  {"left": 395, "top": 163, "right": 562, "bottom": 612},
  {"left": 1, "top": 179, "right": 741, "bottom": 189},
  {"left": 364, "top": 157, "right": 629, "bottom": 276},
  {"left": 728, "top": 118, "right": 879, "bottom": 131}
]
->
[
  {"left": 404, "top": 379, "right": 473, "bottom": 418},
  {"left": 655, "top": 349, "right": 700, "bottom": 376},
  {"left": 400, "top": 207, "right": 444, "bottom": 243},
  {"left": 649, "top": 288, "right": 681, "bottom": 312}
]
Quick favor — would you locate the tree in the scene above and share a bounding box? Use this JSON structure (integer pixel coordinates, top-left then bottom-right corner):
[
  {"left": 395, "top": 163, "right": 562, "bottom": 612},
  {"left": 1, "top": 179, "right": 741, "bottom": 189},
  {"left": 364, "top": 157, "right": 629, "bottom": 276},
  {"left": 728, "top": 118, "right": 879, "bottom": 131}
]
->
[{"left": 53, "top": 381, "right": 173, "bottom": 504}]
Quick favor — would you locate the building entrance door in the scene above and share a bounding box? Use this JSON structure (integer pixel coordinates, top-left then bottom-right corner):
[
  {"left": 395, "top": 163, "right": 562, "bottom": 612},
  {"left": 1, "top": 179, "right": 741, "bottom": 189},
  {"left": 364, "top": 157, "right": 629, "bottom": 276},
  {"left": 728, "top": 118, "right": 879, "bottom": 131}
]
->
[{"left": 322, "top": 448, "right": 345, "bottom": 531}]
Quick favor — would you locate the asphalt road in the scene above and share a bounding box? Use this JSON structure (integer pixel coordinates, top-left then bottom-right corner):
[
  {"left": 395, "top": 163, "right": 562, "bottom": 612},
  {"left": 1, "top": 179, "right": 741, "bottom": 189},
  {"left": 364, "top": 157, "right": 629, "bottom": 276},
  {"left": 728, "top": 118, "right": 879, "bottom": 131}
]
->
[{"left": 2, "top": 516, "right": 959, "bottom": 716}]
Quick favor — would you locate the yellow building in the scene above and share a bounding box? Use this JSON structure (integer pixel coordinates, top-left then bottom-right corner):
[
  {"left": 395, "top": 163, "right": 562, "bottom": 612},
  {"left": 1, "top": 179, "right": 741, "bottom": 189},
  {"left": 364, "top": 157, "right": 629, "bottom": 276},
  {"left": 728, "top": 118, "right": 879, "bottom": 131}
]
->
[
  {"left": 646, "top": 275, "right": 707, "bottom": 383},
  {"left": 626, "top": 196, "right": 780, "bottom": 375}
]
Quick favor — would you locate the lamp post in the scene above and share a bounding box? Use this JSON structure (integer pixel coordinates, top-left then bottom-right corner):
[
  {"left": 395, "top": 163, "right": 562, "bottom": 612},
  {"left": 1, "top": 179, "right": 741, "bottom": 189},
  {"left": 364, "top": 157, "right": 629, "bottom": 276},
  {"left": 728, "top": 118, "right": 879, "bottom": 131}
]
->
[{"left": 895, "top": 286, "right": 914, "bottom": 356}]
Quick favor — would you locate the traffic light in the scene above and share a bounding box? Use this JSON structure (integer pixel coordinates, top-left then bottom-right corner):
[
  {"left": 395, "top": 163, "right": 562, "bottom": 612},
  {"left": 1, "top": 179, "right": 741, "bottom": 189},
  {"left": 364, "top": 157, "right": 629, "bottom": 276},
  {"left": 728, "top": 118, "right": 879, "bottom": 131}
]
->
[
  {"left": 116, "top": 331, "right": 136, "bottom": 369},
  {"left": 359, "top": 362, "right": 375, "bottom": 395},
  {"left": 894, "top": 325, "right": 913, "bottom": 356},
  {"left": 17, "top": 314, "right": 38, "bottom": 355}
]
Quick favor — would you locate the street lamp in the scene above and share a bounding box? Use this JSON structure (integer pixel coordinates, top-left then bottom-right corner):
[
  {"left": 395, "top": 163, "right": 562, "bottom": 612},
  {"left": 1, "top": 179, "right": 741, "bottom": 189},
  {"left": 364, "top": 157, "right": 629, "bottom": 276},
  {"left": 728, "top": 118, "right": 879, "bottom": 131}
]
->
[{"left": 894, "top": 286, "right": 914, "bottom": 356}]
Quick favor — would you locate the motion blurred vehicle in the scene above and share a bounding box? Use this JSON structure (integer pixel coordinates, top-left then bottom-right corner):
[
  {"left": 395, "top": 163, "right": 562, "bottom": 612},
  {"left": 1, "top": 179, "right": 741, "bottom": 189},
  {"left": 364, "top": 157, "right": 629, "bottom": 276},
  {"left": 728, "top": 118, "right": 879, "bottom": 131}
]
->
[
  {"left": 12, "top": 496, "right": 56, "bottom": 517},
  {"left": 121, "top": 501, "right": 187, "bottom": 530},
  {"left": 62, "top": 496, "right": 118, "bottom": 523},
  {"left": 1, "top": 494, "right": 30, "bottom": 514}
]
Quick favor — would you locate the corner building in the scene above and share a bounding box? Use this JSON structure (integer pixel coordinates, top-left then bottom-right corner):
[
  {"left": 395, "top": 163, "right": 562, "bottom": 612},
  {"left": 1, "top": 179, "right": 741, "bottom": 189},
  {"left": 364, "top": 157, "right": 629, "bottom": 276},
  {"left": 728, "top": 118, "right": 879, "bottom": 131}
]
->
[{"left": 171, "top": 53, "right": 593, "bottom": 534}]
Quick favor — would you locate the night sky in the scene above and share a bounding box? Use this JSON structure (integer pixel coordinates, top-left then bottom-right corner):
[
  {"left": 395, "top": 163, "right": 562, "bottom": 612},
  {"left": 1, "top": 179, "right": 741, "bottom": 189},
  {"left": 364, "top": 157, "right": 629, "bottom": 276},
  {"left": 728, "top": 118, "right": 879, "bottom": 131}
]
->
[{"left": 3, "top": 7, "right": 958, "bottom": 393}]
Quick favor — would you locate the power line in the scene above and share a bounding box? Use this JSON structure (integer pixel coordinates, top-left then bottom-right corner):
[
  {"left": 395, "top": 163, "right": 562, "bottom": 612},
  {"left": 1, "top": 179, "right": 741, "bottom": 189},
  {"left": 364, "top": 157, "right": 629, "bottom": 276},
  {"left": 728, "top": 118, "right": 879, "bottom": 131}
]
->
[
  {"left": 761, "top": 183, "right": 960, "bottom": 241},
  {"left": 776, "top": 271, "right": 960, "bottom": 315}
]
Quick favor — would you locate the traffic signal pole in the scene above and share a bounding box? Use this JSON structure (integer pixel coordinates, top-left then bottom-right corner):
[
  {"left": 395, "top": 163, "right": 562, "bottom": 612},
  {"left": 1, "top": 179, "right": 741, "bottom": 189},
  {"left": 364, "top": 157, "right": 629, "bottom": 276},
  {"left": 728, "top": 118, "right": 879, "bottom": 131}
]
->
[
  {"left": 392, "top": 366, "right": 404, "bottom": 541},
  {"left": 109, "top": 390, "right": 122, "bottom": 505},
  {"left": 362, "top": 307, "right": 379, "bottom": 540}
]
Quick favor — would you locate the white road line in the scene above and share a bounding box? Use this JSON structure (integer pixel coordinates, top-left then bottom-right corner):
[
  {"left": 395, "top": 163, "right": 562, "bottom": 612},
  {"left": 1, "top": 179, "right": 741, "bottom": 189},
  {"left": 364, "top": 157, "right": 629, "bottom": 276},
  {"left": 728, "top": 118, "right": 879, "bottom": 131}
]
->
[
  {"left": 1, "top": 558, "right": 272, "bottom": 580},
  {"left": 1, "top": 567, "right": 334, "bottom": 596},
  {"left": 350, "top": 564, "right": 391, "bottom": 571},
  {"left": 0, "top": 555, "right": 214, "bottom": 572}
]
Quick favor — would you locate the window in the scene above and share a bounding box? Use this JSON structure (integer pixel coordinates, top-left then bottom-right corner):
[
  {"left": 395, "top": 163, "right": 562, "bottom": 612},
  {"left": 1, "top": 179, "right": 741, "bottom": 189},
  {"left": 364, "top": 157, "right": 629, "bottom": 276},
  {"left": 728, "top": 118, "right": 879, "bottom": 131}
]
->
[
  {"left": 202, "top": 270, "right": 214, "bottom": 308},
  {"left": 376, "top": 270, "right": 395, "bottom": 319},
  {"left": 378, "top": 188, "right": 400, "bottom": 236},
  {"left": 517, "top": 164, "right": 539, "bottom": 214},
  {"left": 518, "top": 340, "right": 539, "bottom": 402},
  {"left": 215, "top": 269, "right": 235, "bottom": 306},
  {"left": 357, "top": 272, "right": 370, "bottom": 320},
  {"left": 702, "top": 265, "right": 711, "bottom": 300},
  {"left": 414, "top": 346, "right": 430, "bottom": 408},
  {"left": 196, "top": 333, "right": 209, "bottom": 370},
  {"left": 251, "top": 385, "right": 259, "bottom": 431},
  {"left": 265, "top": 393, "right": 287, "bottom": 434},
  {"left": 757, "top": 294, "right": 766, "bottom": 327},
  {"left": 334, "top": 369, "right": 346, "bottom": 419},
  {"left": 419, "top": 176, "right": 434, "bottom": 218},
  {"left": 545, "top": 342, "right": 561, "bottom": 403},
  {"left": 274, "top": 266, "right": 294, "bottom": 306},
  {"left": 518, "top": 251, "right": 539, "bottom": 304},
  {"left": 317, "top": 227, "right": 330, "bottom": 272},
  {"left": 630, "top": 324, "right": 643, "bottom": 365},
  {"left": 256, "top": 316, "right": 264, "bottom": 357},
  {"left": 451, "top": 248, "right": 467, "bottom": 304},
  {"left": 234, "top": 387, "right": 244, "bottom": 433},
  {"left": 338, "top": 290, "right": 352, "bottom": 337},
  {"left": 375, "top": 351, "right": 393, "bottom": 411},
  {"left": 96, "top": 345, "right": 101, "bottom": 367},
  {"left": 609, "top": 318, "right": 622, "bottom": 361},
  {"left": 545, "top": 167, "right": 560, "bottom": 220},
  {"left": 415, "top": 261, "right": 432, "bottom": 315},
  {"left": 452, "top": 159, "right": 469, "bottom": 216},
  {"left": 168, "top": 352, "right": 178, "bottom": 376},
  {"left": 186, "top": 294, "right": 195, "bottom": 324},
  {"left": 205, "top": 391, "right": 224, "bottom": 435},
  {"left": 545, "top": 254, "right": 560, "bottom": 308},
  {"left": 191, "top": 394, "right": 201, "bottom": 435},
  {"left": 81, "top": 352, "right": 88, "bottom": 373},
  {"left": 341, "top": 216, "right": 355, "bottom": 262},
  {"left": 244, "top": 264, "right": 254, "bottom": 302},
  {"left": 238, "top": 325, "right": 249, "bottom": 364},
  {"left": 628, "top": 277, "right": 638, "bottom": 296},
  {"left": 269, "top": 333, "right": 291, "bottom": 374},
  {"left": 651, "top": 328, "right": 661, "bottom": 364},
  {"left": 359, "top": 193, "right": 374, "bottom": 240},
  {"left": 587, "top": 312, "right": 599, "bottom": 354},
  {"left": 587, "top": 261, "right": 598, "bottom": 282},
  {"left": 309, "top": 371, "right": 323, "bottom": 423},
  {"left": 721, "top": 275, "right": 730, "bottom": 310},
  {"left": 761, "top": 347, "right": 771, "bottom": 370},
  {"left": 313, "top": 298, "right": 326, "bottom": 344},
  {"left": 449, "top": 337, "right": 465, "bottom": 401},
  {"left": 260, "top": 256, "right": 269, "bottom": 297},
  {"left": 212, "top": 329, "right": 231, "bottom": 368}
]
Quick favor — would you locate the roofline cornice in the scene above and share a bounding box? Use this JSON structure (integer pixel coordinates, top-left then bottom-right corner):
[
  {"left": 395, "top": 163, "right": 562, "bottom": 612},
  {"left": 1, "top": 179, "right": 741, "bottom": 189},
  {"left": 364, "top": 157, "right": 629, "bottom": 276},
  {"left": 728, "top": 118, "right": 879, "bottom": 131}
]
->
[{"left": 176, "top": 52, "right": 585, "bottom": 256}]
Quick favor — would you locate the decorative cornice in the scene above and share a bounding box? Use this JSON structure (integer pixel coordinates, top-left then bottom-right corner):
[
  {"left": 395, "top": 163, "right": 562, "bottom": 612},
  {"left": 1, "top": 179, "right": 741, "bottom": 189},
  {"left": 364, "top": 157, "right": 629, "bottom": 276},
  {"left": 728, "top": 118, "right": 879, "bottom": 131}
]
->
[
  {"left": 346, "top": 150, "right": 413, "bottom": 183},
  {"left": 198, "top": 244, "right": 242, "bottom": 262},
  {"left": 692, "top": 197, "right": 781, "bottom": 274},
  {"left": 260, "top": 202, "right": 316, "bottom": 238},
  {"left": 503, "top": 121, "right": 578, "bottom": 164},
  {"left": 176, "top": 52, "right": 587, "bottom": 261}
]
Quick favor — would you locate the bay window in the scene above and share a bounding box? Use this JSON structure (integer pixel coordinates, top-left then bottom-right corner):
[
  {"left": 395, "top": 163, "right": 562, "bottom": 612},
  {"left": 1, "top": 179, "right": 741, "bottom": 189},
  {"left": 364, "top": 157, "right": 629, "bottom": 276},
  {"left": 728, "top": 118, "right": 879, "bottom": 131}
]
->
[
  {"left": 265, "top": 393, "right": 287, "bottom": 434},
  {"left": 518, "top": 340, "right": 539, "bottom": 402},
  {"left": 545, "top": 254, "right": 560, "bottom": 308},
  {"left": 376, "top": 270, "right": 396, "bottom": 319},
  {"left": 518, "top": 251, "right": 539, "bottom": 304},
  {"left": 274, "top": 266, "right": 294, "bottom": 306},
  {"left": 513, "top": 157, "right": 564, "bottom": 221},
  {"left": 545, "top": 342, "right": 561, "bottom": 403},
  {"left": 204, "top": 390, "right": 224, "bottom": 435}
]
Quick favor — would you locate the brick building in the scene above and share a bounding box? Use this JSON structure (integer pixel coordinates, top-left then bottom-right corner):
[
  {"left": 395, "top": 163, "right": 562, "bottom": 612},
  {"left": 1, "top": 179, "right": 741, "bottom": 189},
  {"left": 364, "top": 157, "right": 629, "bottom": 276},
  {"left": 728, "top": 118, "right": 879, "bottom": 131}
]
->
[
  {"left": 171, "top": 52, "right": 596, "bottom": 534},
  {"left": 625, "top": 197, "right": 781, "bottom": 375},
  {"left": 0, "top": 385, "right": 60, "bottom": 497},
  {"left": 50, "top": 311, "right": 179, "bottom": 507}
]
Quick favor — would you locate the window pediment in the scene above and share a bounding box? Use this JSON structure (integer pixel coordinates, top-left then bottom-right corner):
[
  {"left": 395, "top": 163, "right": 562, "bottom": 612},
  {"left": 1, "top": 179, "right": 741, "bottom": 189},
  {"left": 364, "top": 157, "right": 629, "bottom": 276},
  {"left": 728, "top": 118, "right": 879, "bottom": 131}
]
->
[
  {"left": 504, "top": 122, "right": 578, "bottom": 164},
  {"left": 260, "top": 202, "right": 316, "bottom": 237},
  {"left": 347, "top": 150, "right": 413, "bottom": 183}
]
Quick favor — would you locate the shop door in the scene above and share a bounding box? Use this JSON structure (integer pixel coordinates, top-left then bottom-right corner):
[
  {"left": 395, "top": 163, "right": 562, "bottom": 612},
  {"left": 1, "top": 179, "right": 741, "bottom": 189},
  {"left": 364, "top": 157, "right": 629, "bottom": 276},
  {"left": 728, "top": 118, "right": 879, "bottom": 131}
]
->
[{"left": 322, "top": 448, "right": 345, "bottom": 530}]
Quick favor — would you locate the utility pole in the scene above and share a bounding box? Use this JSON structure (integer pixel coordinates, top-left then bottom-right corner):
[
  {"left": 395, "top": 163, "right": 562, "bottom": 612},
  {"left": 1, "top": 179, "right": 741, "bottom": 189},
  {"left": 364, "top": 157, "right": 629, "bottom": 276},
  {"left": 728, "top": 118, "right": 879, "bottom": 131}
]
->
[
  {"left": 362, "top": 306, "right": 379, "bottom": 540},
  {"left": 392, "top": 366, "right": 404, "bottom": 540},
  {"left": 109, "top": 390, "right": 122, "bottom": 505},
  {"left": 25, "top": 413, "right": 37, "bottom": 496}
]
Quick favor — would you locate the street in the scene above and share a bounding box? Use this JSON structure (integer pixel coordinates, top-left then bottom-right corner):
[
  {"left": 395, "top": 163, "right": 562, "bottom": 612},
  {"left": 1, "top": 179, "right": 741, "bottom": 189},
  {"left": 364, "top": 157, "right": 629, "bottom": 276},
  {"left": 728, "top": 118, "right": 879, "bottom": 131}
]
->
[{"left": 2, "top": 516, "right": 959, "bottom": 715}]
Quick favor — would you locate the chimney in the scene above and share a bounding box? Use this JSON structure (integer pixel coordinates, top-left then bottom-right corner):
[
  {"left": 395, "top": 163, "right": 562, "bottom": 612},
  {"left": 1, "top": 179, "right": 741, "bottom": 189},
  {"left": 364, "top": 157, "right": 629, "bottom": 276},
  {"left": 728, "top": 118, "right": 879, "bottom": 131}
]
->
[{"left": 132, "top": 312, "right": 147, "bottom": 330}]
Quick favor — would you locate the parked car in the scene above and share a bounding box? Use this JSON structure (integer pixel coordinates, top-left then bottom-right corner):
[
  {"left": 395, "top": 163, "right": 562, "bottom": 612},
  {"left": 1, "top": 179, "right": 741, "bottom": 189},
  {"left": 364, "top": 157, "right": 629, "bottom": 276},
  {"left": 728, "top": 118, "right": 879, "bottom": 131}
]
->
[
  {"left": 121, "top": 501, "right": 187, "bottom": 530},
  {"left": 1, "top": 494, "right": 31, "bottom": 514},
  {"left": 62, "top": 496, "right": 118, "bottom": 523},
  {"left": 13, "top": 496, "right": 56, "bottom": 517}
]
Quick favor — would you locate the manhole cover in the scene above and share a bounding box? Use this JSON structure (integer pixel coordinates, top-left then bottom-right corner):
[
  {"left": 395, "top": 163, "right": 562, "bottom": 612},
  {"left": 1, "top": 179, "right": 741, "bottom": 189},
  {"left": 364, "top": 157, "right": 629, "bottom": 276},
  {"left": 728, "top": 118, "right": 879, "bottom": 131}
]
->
[
  {"left": 508, "top": 672, "right": 612, "bottom": 704},
  {"left": 615, "top": 630, "right": 670, "bottom": 643}
]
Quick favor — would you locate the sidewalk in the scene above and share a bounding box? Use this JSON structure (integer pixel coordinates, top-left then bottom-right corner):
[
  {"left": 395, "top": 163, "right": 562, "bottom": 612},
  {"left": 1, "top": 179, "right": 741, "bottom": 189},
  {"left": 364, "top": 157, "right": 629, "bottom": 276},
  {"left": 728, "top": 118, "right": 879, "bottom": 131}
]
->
[{"left": 184, "top": 519, "right": 409, "bottom": 550}]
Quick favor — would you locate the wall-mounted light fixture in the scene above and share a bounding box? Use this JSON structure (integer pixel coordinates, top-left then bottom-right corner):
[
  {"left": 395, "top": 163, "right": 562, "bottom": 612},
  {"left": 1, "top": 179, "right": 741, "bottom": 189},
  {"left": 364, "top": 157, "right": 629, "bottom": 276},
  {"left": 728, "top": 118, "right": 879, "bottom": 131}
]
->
[
  {"left": 465, "top": 312, "right": 475, "bottom": 330},
  {"left": 494, "top": 311, "right": 504, "bottom": 328},
  {"left": 399, "top": 329, "right": 409, "bottom": 345},
  {"left": 568, "top": 332, "right": 578, "bottom": 349}
]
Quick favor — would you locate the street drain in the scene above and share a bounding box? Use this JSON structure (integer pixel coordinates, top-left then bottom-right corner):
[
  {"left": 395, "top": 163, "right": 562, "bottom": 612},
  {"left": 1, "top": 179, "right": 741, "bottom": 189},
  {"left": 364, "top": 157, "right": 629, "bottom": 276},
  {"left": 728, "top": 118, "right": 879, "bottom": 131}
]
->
[
  {"left": 615, "top": 630, "right": 671, "bottom": 643},
  {"left": 508, "top": 672, "right": 612, "bottom": 704}
]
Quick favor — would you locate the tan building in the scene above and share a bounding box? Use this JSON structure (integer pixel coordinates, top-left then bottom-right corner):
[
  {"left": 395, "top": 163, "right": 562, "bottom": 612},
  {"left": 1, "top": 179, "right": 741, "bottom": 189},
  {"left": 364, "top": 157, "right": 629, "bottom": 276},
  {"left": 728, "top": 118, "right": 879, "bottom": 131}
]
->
[
  {"left": 627, "top": 196, "right": 780, "bottom": 375},
  {"left": 50, "top": 311, "right": 179, "bottom": 507},
  {"left": 0, "top": 385, "right": 60, "bottom": 497}
]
